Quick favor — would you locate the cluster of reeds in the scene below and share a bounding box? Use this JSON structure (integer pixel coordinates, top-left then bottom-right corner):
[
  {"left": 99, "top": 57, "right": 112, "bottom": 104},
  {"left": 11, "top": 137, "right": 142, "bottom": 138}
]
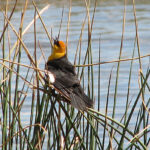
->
[{"left": 0, "top": 0, "right": 150, "bottom": 149}]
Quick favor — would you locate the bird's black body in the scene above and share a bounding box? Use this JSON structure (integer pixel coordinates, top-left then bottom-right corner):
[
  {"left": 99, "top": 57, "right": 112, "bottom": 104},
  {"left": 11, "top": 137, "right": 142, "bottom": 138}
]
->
[{"left": 46, "top": 55, "right": 93, "bottom": 111}]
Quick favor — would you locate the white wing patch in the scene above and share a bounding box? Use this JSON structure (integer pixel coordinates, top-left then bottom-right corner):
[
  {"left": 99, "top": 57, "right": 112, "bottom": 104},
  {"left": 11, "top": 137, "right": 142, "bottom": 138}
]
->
[{"left": 45, "top": 70, "right": 55, "bottom": 83}]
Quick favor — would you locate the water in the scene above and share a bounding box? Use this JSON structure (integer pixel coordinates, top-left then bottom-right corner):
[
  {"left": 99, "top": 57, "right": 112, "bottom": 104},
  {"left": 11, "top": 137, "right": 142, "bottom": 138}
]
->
[{"left": 0, "top": 0, "right": 150, "bottom": 149}]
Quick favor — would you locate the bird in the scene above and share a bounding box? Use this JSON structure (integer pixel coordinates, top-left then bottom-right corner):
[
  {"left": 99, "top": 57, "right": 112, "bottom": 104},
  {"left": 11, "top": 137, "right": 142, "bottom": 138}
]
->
[{"left": 45, "top": 38, "right": 93, "bottom": 111}]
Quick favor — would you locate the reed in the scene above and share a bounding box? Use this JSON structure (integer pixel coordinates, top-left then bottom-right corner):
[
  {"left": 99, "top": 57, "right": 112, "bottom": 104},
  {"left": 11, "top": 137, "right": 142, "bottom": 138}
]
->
[{"left": 0, "top": 0, "right": 149, "bottom": 149}]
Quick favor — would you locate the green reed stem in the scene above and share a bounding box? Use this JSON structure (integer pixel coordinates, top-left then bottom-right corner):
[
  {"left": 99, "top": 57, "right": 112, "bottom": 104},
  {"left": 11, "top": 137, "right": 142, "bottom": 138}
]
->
[
  {"left": 2, "top": 10, "right": 7, "bottom": 150},
  {"left": 124, "top": 37, "right": 136, "bottom": 125}
]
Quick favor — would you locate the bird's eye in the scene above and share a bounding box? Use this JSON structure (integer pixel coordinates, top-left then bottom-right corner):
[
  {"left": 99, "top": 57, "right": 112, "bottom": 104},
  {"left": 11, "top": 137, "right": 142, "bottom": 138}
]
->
[{"left": 54, "top": 39, "right": 60, "bottom": 47}]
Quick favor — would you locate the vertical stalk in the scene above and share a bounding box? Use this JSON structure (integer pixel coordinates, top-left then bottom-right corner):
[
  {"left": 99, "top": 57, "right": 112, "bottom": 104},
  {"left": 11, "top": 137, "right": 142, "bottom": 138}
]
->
[
  {"left": 2, "top": 1, "right": 8, "bottom": 149},
  {"left": 95, "top": 37, "right": 101, "bottom": 150},
  {"left": 66, "top": 0, "right": 72, "bottom": 54},
  {"left": 124, "top": 37, "right": 136, "bottom": 124},
  {"left": 132, "top": 0, "right": 147, "bottom": 144},
  {"left": 110, "top": 0, "right": 126, "bottom": 149}
]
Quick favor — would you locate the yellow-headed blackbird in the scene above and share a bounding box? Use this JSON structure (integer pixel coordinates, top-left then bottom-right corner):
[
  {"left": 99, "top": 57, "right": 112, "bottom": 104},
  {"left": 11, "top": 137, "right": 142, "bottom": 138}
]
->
[{"left": 45, "top": 39, "right": 93, "bottom": 111}]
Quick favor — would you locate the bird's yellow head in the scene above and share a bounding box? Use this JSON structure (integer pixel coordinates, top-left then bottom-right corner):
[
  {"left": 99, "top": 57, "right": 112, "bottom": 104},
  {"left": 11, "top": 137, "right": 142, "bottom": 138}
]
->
[{"left": 48, "top": 39, "right": 66, "bottom": 61}]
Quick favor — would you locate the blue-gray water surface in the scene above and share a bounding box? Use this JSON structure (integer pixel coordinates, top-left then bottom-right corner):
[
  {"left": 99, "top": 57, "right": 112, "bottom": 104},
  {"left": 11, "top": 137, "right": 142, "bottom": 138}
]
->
[{"left": 0, "top": 0, "right": 150, "bottom": 149}]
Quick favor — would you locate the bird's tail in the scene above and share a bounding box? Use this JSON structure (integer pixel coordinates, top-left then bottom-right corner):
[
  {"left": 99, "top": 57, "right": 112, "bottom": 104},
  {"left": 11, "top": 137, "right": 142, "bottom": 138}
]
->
[{"left": 70, "top": 92, "right": 93, "bottom": 111}]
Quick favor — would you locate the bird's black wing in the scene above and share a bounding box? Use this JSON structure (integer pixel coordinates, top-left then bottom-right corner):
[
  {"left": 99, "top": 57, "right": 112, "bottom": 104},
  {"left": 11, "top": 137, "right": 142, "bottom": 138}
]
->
[{"left": 46, "top": 55, "right": 79, "bottom": 87}]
